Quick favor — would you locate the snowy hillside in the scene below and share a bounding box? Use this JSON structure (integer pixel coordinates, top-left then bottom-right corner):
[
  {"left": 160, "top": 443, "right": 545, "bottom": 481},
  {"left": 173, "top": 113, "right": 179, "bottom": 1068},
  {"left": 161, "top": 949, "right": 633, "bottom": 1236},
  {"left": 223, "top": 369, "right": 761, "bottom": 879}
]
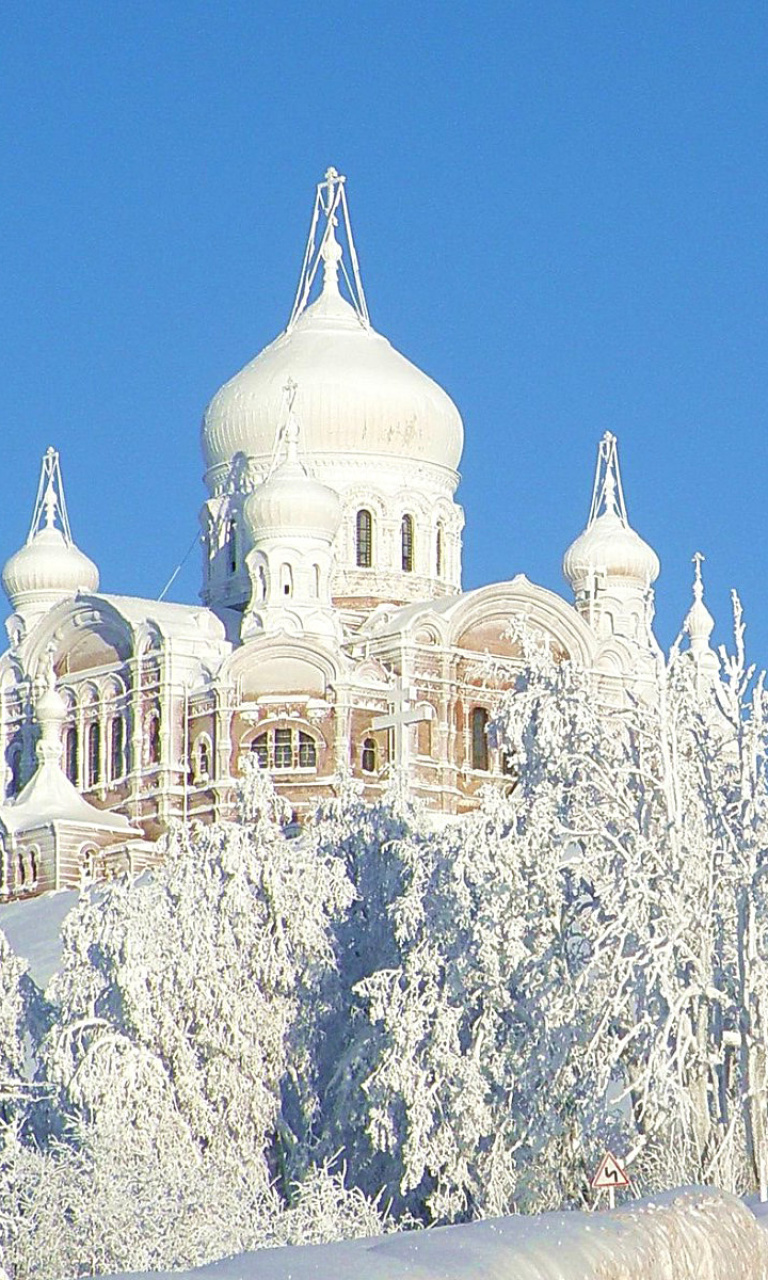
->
[{"left": 107, "top": 1188, "right": 768, "bottom": 1280}]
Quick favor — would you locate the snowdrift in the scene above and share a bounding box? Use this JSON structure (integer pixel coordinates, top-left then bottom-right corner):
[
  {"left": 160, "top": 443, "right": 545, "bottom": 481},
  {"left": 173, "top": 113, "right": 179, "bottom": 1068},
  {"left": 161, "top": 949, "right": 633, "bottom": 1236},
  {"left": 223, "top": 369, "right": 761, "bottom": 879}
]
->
[{"left": 109, "top": 1186, "right": 768, "bottom": 1279}]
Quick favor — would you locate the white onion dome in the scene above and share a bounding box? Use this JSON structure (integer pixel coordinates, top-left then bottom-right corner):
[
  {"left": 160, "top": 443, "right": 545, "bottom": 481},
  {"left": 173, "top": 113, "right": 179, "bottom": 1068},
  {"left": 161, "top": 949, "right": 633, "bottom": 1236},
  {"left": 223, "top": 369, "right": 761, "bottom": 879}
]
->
[
  {"left": 563, "top": 510, "right": 660, "bottom": 591},
  {"left": 201, "top": 284, "right": 464, "bottom": 486},
  {"left": 684, "top": 554, "right": 715, "bottom": 652},
  {"left": 244, "top": 417, "right": 342, "bottom": 544},
  {"left": 2, "top": 525, "right": 100, "bottom": 614}
]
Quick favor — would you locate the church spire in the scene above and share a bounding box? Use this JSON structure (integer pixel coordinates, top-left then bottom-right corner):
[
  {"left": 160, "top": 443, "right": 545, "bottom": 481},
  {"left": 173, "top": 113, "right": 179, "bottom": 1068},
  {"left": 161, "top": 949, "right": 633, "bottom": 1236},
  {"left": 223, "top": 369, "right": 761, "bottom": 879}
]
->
[{"left": 287, "top": 167, "right": 370, "bottom": 331}]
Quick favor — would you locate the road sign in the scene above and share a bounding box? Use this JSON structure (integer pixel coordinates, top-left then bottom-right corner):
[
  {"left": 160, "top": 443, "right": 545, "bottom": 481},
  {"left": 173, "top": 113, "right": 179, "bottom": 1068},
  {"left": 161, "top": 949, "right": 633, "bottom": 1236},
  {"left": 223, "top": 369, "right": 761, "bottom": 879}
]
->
[{"left": 591, "top": 1152, "right": 630, "bottom": 1209}]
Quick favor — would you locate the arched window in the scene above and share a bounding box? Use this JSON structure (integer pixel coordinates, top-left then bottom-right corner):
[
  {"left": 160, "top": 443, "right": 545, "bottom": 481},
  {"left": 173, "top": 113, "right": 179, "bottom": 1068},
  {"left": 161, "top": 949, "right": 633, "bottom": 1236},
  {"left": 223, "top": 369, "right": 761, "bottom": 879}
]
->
[
  {"left": 257, "top": 565, "right": 267, "bottom": 600},
  {"left": 356, "top": 509, "right": 373, "bottom": 568},
  {"left": 251, "top": 734, "right": 269, "bottom": 769},
  {"left": 435, "top": 522, "right": 444, "bottom": 577},
  {"left": 28, "top": 847, "right": 38, "bottom": 885},
  {"left": 471, "top": 707, "right": 489, "bottom": 772},
  {"left": 227, "top": 517, "right": 238, "bottom": 573},
  {"left": 148, "top": 714, "right": 161, "bottom": 766},
  {"left": 280, "top": 564, "right": 293, "bottom": 597},
  {"left": 249, "top": 728, "right": 319, "bottom": 772},
  {"left": 109, "top": 717, "right": 124, "bottom": 783},
  {"left": 64, "top": 726, "right": 77, "bottom": 784},
  {"left": 361, "top": 738, "right": 377, "bottom": 773},
  {"left": 401, "top": 514, "right": 414, "bottom": 572},
  {"left": 198, "top": 736, "right": 211, "bottom": 779},
  {"left": 312, "top": 564, "right": 321, "bottom": 598},
  {"left": 274, "top": 728, "right": 292, "bottom": 768},
  {"left": 81, "top": 845, "right": 97, "bottom": 886},
  {"left": 87, "top": 722, "right": 101, "bottom": 787}
]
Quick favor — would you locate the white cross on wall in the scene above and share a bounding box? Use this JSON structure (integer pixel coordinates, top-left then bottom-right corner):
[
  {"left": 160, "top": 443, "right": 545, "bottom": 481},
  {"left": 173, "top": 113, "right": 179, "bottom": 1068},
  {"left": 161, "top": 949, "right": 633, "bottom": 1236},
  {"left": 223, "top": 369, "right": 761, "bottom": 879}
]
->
[{"left": 371, "top": 675, "right": 434, "bottom": 771}]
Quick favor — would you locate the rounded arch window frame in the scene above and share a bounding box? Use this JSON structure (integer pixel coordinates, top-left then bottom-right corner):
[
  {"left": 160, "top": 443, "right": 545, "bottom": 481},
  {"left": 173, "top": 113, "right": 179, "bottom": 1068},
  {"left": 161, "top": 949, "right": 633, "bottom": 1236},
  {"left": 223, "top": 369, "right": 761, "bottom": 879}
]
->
[{"left": 244, "top": 719, "right": 323, "bottom": 774}]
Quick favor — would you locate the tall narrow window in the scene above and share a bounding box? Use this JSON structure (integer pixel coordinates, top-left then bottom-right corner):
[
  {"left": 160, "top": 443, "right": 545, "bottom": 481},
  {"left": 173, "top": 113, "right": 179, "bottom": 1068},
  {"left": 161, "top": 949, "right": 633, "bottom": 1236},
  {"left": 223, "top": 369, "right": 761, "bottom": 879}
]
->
[
  {"left": 228, "top": 517, "right": 238, "bottom": 573},
  {"left": 356, "top": 509, "right": 373, "bottom": 568},
  {"left": 87, "top": 722, "right": 101, "bottom": 787},
  {"left": 312, "top": 564, "right": 321, "bottom": 597},
  {"left": 65, "top": 726, "right": 77, "bottom": 784},
  {"left": 273, "top": 728, "right": 292, "bottom": 769},
  {"left": 471, "top": 707, "right": 489, "bottom": 772},
  {"left": 251, "top": 734, "right": 268, "bottom": 769},
  {"left": 298, "top": 732, "right": 316, "bottom": 768},
  {"left": 280, "top": 564, "right": 293, "bottom": 597},
  {"left": 401, "top": 514, "right": 414, "bottom": 572},
  {"left": 109, "top": 717, "right": 124, "bottom": 782},
  {"left": 362, "top": 738, "right": 377, "bottom": 773},
  {"left": 198, "top": 737, "right": 211, "bottom": 778},
  {"left": 435, "top": 523, "right": 444, "bottom": 577},
  {"left": 148, "top": 714, "right": 161, "bottom": 766}
]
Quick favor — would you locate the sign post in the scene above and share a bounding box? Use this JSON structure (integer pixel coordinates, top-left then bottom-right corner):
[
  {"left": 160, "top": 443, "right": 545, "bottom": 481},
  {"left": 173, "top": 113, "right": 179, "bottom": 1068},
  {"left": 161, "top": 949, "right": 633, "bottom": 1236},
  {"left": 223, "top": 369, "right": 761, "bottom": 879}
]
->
[{"left": 591, "top": 1152, "right": 630, "bottom": 1210}]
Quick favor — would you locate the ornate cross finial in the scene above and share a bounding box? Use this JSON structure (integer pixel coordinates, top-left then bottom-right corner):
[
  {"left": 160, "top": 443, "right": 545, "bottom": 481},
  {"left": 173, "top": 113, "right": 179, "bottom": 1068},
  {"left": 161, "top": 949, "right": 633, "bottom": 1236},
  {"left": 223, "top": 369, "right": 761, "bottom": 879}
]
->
[
  {"left": 587, "top": 431, "right": 628, "bottom": 527},
  {"left": 287, "top": 167, "right": 370, "bottom": 330},
  {"left": 28, "top": 447, "right": 73, "bottom": 544},
  {"left": 692, "top": 551, "right": 705, "bottom": 600}
]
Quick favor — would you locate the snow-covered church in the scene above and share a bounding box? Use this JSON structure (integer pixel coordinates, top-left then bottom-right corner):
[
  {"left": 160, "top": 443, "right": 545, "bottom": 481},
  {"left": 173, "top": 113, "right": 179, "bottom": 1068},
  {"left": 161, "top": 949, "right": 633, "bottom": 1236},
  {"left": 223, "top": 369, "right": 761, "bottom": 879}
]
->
[{"left": 0, "top": 168, "right": 717, "bottom": 901}]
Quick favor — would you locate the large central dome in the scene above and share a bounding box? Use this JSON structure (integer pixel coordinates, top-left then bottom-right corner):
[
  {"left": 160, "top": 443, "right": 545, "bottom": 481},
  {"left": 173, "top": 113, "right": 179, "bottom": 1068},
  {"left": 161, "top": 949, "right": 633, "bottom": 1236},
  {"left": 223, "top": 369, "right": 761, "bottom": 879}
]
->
[
  {"left": 201, "top": 259, "right": 463, "bottom": 487},
  {"left": 199, "top": 168, "right": 466, "bottom": 616}
]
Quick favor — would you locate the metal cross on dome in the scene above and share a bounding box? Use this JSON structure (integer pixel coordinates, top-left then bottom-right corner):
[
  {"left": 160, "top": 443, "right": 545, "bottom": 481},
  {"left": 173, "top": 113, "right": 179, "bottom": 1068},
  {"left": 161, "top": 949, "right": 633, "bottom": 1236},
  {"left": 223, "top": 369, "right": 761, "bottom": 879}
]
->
[
  {"left": 28, "top": 446, "right": 73, "bottom": 544},
  {"left": 372, "top": 675, "right": 434, "bottom": 772},
  {"left": 287, "top": 166, "right": 370, "bottom": 332}
]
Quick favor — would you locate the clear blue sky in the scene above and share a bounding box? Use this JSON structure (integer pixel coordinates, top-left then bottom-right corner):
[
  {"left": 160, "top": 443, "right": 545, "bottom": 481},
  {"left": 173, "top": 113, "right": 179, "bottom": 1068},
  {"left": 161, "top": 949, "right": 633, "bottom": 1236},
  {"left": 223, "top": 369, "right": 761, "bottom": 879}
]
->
[{"left": 1, "top": 3, "right": 767, "bottom": 659}]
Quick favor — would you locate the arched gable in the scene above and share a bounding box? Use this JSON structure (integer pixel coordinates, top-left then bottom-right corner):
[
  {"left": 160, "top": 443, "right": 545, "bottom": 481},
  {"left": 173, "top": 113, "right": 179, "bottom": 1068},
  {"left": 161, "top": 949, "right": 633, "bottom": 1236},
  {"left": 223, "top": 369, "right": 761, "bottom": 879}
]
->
[
  {"left": 445, "top": 576, "right": 596, "bottom": 667},
  {"left": 222, "top": 636, "right": 343, "bottom": 699},
  {"left": 21, "top": 596, "right": 136, "bottom": 677}
]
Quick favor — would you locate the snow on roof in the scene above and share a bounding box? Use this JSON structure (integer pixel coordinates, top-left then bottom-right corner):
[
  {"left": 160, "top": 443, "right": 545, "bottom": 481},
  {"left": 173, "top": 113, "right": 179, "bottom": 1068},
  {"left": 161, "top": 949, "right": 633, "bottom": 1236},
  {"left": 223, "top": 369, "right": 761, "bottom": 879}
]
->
[
  {"left": 0, "top": 887, "right": 77, "bottom": 988},
  {"left": 1, "top": 761, "right": 136, "bottom": 834},
  {"left": 104, "top": 1187, "right": 768, "bottom": 1280}
]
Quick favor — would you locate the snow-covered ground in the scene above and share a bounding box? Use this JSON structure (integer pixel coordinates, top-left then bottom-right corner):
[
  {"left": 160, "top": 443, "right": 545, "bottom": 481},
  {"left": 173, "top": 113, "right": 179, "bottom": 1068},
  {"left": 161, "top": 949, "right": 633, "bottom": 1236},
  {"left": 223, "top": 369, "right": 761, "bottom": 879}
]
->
[
  {"left": 108, "top": 1187, "right": 768, "bottom": 1279},
  {"left": 0, "top": 887, "right": 77, "bottom": 987}
]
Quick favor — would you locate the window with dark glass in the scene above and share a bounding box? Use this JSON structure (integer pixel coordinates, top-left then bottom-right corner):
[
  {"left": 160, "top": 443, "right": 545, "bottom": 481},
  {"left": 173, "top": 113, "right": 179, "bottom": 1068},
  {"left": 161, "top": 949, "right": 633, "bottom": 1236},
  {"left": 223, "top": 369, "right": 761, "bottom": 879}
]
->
[
  {"left": 110, "top": 717, "right": 124, "bottom": 782},
  {"left": 250, "top": 728, "right": 318, "bottom": 771},
  {"left": 87, "top": 722, "right": 101, "bottom": 787},
  {"left": 298, "top": 731, "right": 316, "bottom": 768},
  {"left": 356, "top": 509, "right": 373, "bottom": 568},
  {"left": 198, "top": 737, "right": 211, "bottom": 778},
  {"left": 273, "top": 728, "right": 293, "bottom": 769},
  {"left": 64, "top": 727, "right": 78, "bottom": 784},
  {"left": 471, "top": 707, "right": 489, "bottom": 772},
  {"left": 401, "top": 514, "right": 414, "bottom": 572},
  {"left": 148, "top": 715, "right": 161, "bottom": 766},
  {"left": 361, "top": 738, "right": 377, "bottom": 773},
  {"left": 251, "top": 734, "right": 269, "bottom": 769},
  {"left": 228, "top": 517, "right": 237, "bottom": 573},
  {"left": 436, "top": 523, "right": 444, "bottom": 577}
]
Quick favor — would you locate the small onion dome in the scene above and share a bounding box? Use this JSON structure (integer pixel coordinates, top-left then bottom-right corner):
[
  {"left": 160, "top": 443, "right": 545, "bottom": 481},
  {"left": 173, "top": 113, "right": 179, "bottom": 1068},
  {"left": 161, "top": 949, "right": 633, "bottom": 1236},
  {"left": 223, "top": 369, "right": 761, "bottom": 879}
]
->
[
  {"left": 685, "top": 554, "right": 715, "bottom": 654},
  {"left": 2, "top": 526, "right": 100, "bottom": 614},
  {"left": 244, "top": 419, "right": 342, "bottom": 544},
  {"left": 563, "top": 511, "right": 660, "bottom": 592}
]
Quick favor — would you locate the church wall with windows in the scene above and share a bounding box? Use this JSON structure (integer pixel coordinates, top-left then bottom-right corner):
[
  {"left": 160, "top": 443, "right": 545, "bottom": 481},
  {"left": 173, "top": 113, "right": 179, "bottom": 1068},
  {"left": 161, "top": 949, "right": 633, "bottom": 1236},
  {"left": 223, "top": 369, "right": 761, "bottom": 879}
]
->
[{"left": 0, "top": 169, "right": 700, "bottom": 902}]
